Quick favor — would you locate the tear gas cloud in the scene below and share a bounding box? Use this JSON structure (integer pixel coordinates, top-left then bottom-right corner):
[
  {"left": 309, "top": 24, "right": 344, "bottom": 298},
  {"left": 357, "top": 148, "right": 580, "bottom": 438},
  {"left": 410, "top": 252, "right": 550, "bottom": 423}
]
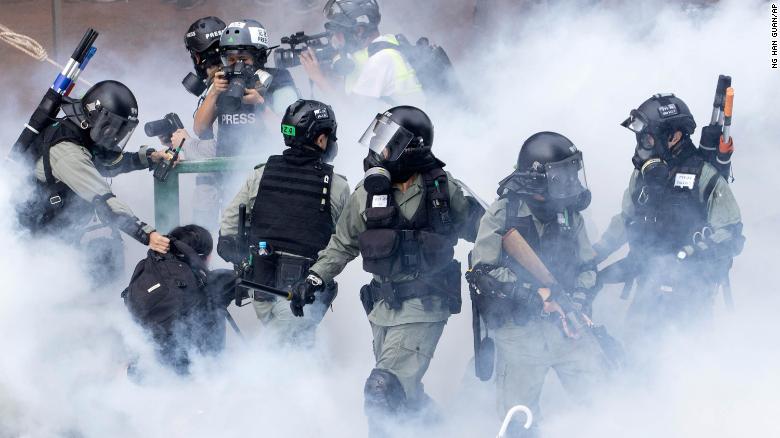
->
[{"left": 0, "top": 0, "right": 778, "bottom": 436}]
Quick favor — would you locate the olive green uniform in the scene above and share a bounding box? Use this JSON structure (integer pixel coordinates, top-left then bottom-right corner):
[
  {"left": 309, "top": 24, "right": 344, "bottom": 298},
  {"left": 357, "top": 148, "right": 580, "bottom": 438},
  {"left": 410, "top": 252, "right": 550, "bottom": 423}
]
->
[
  {"left": 309, "top": 172, "right": 474, "bottom": 402},
  {"left": 220, "top": 165, "right": 350, "bottom": 343},
  {"left": 471, "top": 197, "right": 607, "bottom": 421},
  {"left": 595, "top": 163, "right": 742, "bottom": 340}
]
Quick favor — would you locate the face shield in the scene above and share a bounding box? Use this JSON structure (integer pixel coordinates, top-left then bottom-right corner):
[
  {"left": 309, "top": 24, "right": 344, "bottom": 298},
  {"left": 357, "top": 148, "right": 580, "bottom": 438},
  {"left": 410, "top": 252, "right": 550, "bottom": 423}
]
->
[
  {"left": 89, "top": 108, "right": 138, "bottom": 156},
  {"left": 358, "top": 113, "right": 416, "bottom": 162},
  {"left": 621, "top": 109, "right": 648, "bottom": 134},
  {"left": 544, "top": 151, "right": 588, "bottom": 200}
]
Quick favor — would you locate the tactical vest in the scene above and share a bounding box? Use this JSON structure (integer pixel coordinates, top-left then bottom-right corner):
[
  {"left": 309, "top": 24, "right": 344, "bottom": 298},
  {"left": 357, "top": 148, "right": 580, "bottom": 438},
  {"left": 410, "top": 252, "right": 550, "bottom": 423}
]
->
[
  {"left": 358, "top": 169, "right": 457, "bottom": 279},
  {"left": 249, "top": 154, "right": 334, "bottom": 261},
  {"left": 504, "top": 197, "right": 581, "bottom": 291},
  {"left": 16, "top": 120, "right": 95, "bottom": 235},
  {"left": 627, "top": 152, "right": 719, "bottom": 255}
]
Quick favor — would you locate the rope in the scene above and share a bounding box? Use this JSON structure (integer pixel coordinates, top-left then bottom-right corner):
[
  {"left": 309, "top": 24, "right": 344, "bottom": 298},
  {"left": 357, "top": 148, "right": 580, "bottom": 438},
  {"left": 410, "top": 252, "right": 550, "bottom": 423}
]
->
[{"left": 0, "top": 23, "right": 94, "bottom": 87}]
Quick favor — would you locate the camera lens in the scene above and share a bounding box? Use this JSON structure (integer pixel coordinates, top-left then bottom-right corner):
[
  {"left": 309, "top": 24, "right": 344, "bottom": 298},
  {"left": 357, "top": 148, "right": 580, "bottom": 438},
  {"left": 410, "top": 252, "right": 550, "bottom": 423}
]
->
[{"left": 144, "top": 118, "right": 173, "bottom": 137}]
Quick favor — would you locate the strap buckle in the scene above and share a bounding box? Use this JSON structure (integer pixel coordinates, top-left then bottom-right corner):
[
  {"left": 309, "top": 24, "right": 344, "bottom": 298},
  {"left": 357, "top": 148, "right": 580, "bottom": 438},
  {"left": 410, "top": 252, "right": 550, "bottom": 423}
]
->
[{"left": 49, "top": 195, "right": 62, "bottom": 205}]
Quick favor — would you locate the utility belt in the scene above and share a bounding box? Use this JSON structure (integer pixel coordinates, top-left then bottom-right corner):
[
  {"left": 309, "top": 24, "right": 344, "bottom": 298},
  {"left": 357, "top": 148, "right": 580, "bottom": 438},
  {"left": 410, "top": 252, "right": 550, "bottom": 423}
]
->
[
  {"left": 359, "top": 260, "right": 461, "bottom": 315},
  {"left": 473, "top": 280, "right": 546, "bottom": 329}
]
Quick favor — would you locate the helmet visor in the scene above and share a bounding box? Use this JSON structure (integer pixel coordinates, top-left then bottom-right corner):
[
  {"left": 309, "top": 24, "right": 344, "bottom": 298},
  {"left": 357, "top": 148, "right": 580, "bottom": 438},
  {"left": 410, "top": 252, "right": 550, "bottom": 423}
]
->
[
  {"left": 621, "top": 110, "right": 648, "bottom": 134},
  {"left": 544, "top": 151, "right": 589, "bottom": 200},
  {"left": 359, "top": 113, "right": 415, "bottom": 162},
  {"left": 89, "top": 108, "right": 138, "bottom": 154}
]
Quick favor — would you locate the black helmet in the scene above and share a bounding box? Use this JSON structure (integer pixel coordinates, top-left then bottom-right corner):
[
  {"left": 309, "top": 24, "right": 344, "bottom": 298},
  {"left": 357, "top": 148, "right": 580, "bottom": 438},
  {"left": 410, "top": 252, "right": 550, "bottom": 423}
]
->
[
  {"left": 62, "top": 80, "right": 139, "bottom": 161},
  {"left": 621, "top": 93, "right": 696, "bottom": 162},
  {"left": 219, "top": 19, "right": 270, "bottom": 66},
  {"left": 324, "top": 0, "right": 381, "bottom": 31},
  {"left": 499, "top": 132, "right": 590, "bottom": 211},
  {"left": 281, "top": 99, "right": 339, "bottom": 162},
  {"left": 359, "top": 105, "right": 433, "bottom": 162},
  {"left": 185, "top": 16, "right": 226, "bottom": 78}
]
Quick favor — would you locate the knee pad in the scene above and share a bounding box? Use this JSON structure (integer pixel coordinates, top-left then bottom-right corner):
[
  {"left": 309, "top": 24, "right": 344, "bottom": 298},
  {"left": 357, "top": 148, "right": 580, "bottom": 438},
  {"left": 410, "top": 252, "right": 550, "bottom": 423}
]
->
[{"left": 364, "top": 368, "right": 406, "bottom": 414}]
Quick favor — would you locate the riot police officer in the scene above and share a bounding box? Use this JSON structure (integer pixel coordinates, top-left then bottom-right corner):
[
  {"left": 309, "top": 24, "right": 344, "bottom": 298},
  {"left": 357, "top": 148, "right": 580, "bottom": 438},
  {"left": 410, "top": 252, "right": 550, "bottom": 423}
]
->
[
  {"left": 289, "top": 106, "right": 483, "bottom": 437},
  {"left": 300, "top": 0, "right": 425, "bottom": 107},
  {"left": 15, "top": 80, "right": 172, "bottom": 277},
  {"left": 594, "top": 93, "right": 744, "bottom": 343},
  {"left": 217, "top": 99, "right": 349, "bottom": 345},
  {"left": 194, "top": 19, "right": 299, "bottom": 159},
  {"left": 468, "top": 132, "right": 608, "bottom": 437}
]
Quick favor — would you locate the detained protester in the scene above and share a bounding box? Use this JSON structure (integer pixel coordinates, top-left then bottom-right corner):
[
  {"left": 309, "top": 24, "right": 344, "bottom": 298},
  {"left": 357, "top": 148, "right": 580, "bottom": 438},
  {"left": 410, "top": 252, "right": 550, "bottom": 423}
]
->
[
  {"left": 300, "top": 0, "right": 426, "bottom": 108},
  {"left": 469, "top": 132, "right": 608, "bottom": 437},
  {"left": 217, "top": 99, "right": 349, "bottom": 346},
  {"left": 593, "top": 94, "right": 744, "bottom": 345},
  {"left": 193, "top": 19, "right": 299, "bottom": 159},
  {"left": 290, "top": 106, "right": 484, "bottom": 437},
  {"left": 12, "top": 80, "right": 172, "bottom": 281},
  {"left": 123, "top": 224, "right": 237, "bottom": 375}
]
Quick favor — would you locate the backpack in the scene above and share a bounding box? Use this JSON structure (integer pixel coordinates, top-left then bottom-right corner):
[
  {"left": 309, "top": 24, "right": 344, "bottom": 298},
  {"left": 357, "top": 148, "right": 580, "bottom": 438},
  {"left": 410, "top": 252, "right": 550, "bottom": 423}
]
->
[
  {"left": 368, "top": 34, "right": 463, "bottom": 99},
  {"left": 122, "top": 239, "right": 209, "bottom": 334}
]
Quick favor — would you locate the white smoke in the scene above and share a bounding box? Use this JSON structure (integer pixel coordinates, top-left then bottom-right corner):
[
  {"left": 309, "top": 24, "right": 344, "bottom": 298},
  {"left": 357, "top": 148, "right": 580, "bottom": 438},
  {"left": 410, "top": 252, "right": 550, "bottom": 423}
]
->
[{"left": 1, "top": 0, "right": 779, "bottom": 436}]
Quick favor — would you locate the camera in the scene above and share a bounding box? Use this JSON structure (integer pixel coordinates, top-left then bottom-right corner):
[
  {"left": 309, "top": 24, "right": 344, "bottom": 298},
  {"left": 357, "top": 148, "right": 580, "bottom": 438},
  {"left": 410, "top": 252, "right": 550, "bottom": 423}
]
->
[
  {"left": 181, "top": 72, "right": 208, "bottom": 97},
  {"left": 216, "top": 60, "right": 273, "bottom": 113},
  {"left": 273, "top": 31, "right": 338, "bottom": 70},
  {"left": 144, "top": 113, "right": 184, "bottom": 143}
]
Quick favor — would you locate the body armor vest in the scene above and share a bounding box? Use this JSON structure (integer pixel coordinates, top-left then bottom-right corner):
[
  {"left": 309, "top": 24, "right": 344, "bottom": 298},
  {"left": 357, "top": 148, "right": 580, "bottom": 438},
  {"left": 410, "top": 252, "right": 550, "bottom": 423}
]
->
[
  {"left": 249, "top": 153, "right": 334, "bottom": 261},
  {"left": 357, "top": 168, "right": 456, "bottom": 279},
  {"left": 627, "top": 149, "right": 718, "bottom": 255},
  {"left": 16, "top": 120, "right": 95, "bottom": 235},
  {"left": 504, "top": 197, "right": 581, "bottom": 290}
]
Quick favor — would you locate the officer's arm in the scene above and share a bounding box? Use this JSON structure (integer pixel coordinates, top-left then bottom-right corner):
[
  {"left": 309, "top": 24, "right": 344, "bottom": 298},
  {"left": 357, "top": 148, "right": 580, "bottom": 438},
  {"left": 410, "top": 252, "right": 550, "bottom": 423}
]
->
[
  {"left": 448, "top": 177, "right": 485, "bottom": 243},
  {"left": 217, "top": 168, "right": 262, "bottom": 263},
  {"left": 330, "top": 174, "right": 351, "bottom": 225},
  {"left": 593, "top": 171, "right": 638, "bottom": 260},
  {"left": 309, "top": 189, "right": 364, "bottom": 283},
  {"left": 48, "top": 144, "right": 155, "bottom": 243},
  {"left": 700, "top": 169, "right": 744, "bottom": 257},
  {"left": 471, "top": 198, "right": 517, "bottom": 283},
  {"left": 573, "top": 214, "right": 598, "bottom": 290},
  {"left": 96, "top": 145, "right": 155, "bottom": 177}
]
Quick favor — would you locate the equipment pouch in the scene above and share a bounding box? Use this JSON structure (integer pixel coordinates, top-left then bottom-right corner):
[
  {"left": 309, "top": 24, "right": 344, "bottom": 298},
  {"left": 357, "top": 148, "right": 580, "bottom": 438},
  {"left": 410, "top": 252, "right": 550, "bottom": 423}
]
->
[
  {"left": 444, "top": 260, "right": 462, "bottom": 314},
  {"left": 275, "top": 255, "right": 310, "bottom": 290},
  {"left": 365, "top": 205, "right": 397, "bottom": 228},
  {"left": 358, "top": 229, "right": 400, "bottom": 277},
  {"left": 250, "top": 252, "right": 278, "bottom": 295}
]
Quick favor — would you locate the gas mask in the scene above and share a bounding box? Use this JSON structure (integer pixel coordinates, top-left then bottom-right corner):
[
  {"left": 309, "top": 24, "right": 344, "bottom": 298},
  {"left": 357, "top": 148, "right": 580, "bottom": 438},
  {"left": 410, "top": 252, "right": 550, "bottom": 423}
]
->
[{"left": 62, "top": 98, "right": 139, "bottom": 162}]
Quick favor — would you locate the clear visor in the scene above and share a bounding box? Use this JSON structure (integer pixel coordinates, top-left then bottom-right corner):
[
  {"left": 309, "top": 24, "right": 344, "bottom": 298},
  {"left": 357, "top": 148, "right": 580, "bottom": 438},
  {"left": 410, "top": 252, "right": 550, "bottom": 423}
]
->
[
  {"left": 544, "top": 151, "right": 589, "bottom": 200},
  {"left": 90, "top": 108, "right": 138, "bottom": 153},
  {"left": 358, "top": 113, "right": 415, "bottom": 162},
  {"left": 621, "top": 110, "right": 648, "bottom": 134}
]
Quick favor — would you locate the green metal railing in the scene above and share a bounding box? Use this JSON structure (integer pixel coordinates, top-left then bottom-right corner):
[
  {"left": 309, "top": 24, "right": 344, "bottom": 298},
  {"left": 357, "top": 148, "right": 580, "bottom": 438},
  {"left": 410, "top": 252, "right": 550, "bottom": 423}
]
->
[{"left": 153, "top": 157, "right": 262, "bottom": 233}]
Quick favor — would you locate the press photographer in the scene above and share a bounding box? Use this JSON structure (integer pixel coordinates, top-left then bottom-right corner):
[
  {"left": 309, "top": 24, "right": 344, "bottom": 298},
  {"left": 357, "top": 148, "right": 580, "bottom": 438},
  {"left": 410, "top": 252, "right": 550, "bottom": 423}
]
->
[{"left": 193, "top": 19, "right": 299, "bottom": 159}]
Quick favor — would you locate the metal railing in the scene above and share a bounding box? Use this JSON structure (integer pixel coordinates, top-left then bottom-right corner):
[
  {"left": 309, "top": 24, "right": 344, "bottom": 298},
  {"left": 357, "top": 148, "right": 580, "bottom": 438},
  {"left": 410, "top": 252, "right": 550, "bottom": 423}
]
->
[{"left": 153, "top": 156, "right": 262, "bottom": 233}]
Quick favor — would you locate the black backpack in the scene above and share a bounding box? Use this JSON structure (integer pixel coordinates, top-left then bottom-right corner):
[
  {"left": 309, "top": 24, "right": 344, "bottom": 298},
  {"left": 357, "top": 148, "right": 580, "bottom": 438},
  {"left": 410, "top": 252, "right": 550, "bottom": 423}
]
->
[
  {"left": 368, "top": 34, "right": 463, "bottom": 99},
  {"left": 122, "top": 239, "right": 209, "bottom": 334}
]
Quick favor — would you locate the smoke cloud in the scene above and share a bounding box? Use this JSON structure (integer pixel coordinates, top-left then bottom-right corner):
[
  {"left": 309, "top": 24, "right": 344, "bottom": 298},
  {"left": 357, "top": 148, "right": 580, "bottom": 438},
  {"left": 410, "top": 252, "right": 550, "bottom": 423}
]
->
[{"left": 1, "top": 0, "right": 778, "bottom": 436}]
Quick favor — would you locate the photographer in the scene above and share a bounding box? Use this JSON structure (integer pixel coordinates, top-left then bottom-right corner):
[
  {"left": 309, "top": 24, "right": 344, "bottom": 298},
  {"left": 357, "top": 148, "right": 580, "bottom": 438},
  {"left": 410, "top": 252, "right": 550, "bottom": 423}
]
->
[
  {"left": 300, "top": 0, "right": 425, "bottom": 107},
  {"left": 171, "top": 16, "right": 226, "bottom": 160},
  {"left": 194, "top": 19, "right": 299, "bottom": 159}
]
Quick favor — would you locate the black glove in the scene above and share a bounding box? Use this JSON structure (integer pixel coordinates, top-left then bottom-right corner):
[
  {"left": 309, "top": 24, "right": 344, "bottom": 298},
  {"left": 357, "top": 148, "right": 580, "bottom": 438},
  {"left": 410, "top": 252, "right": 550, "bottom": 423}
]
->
[
  {"left": 290, "top": 272, "right": 323, "bottom": 317},
  {"left": 699, "top": 124, "right": 723, "bottom": 157}
]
